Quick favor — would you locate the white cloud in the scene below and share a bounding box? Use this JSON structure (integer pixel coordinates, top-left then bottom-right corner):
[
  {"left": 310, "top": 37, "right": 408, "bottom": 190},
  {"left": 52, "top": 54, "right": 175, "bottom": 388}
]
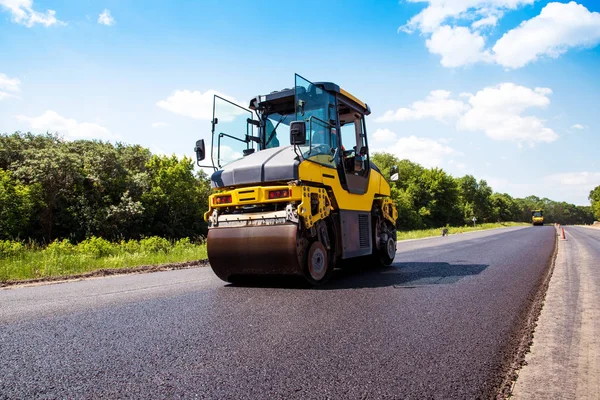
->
[
  {"left": 400, "top": 0, "right": 534, "bottom": 34},
  {"left": 379, "top": 83, "right": 558, "bottom": 147},
  {"left": 483, "top": 173, "right": 598, "bottom": 205},
  {"left": 0, "top": 0, "right": 63, "bottom": 27},
  {"left": 151, "top": 122, "right": 169, "bottom": 128},
  {"left": 16, "top": 110, "right": 118, "bottom": 140},
  {"left": 493, "top": 2, "right": 600, "bottom": 68},
  {"left": 371, "top": 128, "right": 397, "bottom": 142},
  {"left": 0, "top": 72, "right": 21, "bottom": 100},
  {"left": 376, "top": 89, "right": 469, "bottom": 122},
  {"left": 544, "top": 172, "right": 600, "bottom": 205},
  {"left": 157, "top": 89, "right": 245, "bottom": 121},
  {"left": 472, "top": 15, "right": 499, "bottom": 29},
  {"left": 97, "top": 9, "right": 114, "bottom": 26},
  {"left": 0, "top": 72, "right": 21, "bottom": 92},
  {"left": 373, "top": 133, "right": 460, "bottom": 168},
  {"left": 545, "top": 171, "right": 600, "bottom": 187},
  {"left": 449, "top": 159, "right": 467, "bottom": 171},
  {"left": 458, "top": 83, "right": 558, "bottom": 146},
  {"left": 571, "top": 123, "right": 584, "bottom": 130},
  {"left": 426, "top": 25, "right": 492, "bottom": 67},
  {"left": 217, "top": 145, "right": 243, "bottom": 165},
  {"left": 400, "top": 1, "right": 600, "bottom": 69}
]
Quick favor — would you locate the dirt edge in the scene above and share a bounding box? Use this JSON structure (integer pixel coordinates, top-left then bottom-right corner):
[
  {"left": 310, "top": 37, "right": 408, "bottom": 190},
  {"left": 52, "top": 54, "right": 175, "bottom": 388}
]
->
[
  {"left": 496, "top": 228, "right": 559, "bottom": 399},
  {"left": 0, "top": 259, "right": 210, "bottom": 288}
]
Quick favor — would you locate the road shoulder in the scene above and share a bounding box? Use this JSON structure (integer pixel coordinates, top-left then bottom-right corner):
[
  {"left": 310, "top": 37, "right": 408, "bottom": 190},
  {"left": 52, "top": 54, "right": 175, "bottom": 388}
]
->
[{"left": 511, "top": 227, "right": 600, "bottom": 399}]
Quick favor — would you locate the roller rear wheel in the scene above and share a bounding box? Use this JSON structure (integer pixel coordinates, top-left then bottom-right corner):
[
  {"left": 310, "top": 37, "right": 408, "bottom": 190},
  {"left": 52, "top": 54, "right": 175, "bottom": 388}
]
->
[
  {"left": 304, "top": 241, "right": 332, "bottom": 285},
  {"left": 378, "top": 235, "right": 396, "bottom": 266},
  {"left": 372, "top": 215, "right": 397, "bottom": 267}
]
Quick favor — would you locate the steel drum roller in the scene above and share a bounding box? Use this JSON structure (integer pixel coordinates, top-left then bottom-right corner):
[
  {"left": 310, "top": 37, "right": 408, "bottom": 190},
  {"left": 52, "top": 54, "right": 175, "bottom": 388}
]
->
[{"left": 207, "top": 224, "right": 303, "bottom": 282}]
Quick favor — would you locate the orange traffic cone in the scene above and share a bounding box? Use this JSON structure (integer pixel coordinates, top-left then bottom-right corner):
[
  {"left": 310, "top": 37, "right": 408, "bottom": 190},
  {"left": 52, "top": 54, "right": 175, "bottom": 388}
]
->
[{"left": 560, "top": 228, "right": 566, "bottom": 240}]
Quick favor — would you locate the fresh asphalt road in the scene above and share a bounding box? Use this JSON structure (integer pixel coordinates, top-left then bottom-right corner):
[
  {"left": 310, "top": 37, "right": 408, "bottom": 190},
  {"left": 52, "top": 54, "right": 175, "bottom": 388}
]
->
[{"left": 0, "top": 226, "right": 556, "bottom": 399}]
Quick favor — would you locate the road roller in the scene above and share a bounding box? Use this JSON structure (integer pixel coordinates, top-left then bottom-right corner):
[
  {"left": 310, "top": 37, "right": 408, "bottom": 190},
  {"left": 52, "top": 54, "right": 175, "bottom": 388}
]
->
[
  {"left": 531, "top": 209, "right": 544, "bottom": 226},
  {"left": 194, "top": 74, "right": 398, "bottom": 285}
]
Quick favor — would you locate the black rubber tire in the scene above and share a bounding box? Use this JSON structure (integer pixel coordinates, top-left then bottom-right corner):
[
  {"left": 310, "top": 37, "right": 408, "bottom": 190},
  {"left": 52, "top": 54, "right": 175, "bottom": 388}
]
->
[
  {"left": 303, "top": 241, "right": 333, "bottom": 286},
  {"left": 372, "top": 228, "right": 397, "bottom": 267}
]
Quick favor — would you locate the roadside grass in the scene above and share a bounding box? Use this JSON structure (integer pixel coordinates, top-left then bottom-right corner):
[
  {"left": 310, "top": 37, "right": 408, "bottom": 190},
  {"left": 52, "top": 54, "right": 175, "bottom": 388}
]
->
[
  {"left": 1, "top": 222, "right": 530, "bottom": 283},
  {"left": 0, "top": 237, "right": 207, "bottom": 283},
  {"left": 397, "top": 222, "right": 530, "bottom": 241}
]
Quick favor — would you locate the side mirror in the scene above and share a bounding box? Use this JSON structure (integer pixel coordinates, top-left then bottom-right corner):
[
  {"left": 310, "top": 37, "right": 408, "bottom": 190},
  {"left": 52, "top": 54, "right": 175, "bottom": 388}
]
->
[
  {"left": 290, "top": 121, "right": 307, "bottom": 145},
  {"left": 194, "top": 139, "right": 206, "bottom": 162},
  {"left": 390, "top": 165, "right": 399, "bottom": 182}
]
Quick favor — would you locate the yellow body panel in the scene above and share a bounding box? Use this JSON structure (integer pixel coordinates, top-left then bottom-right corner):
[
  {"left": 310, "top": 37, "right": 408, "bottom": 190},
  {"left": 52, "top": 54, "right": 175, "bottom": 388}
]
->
[
  {"left": 204, "top": 185, "right": 301, "bottom": 221},
  {"left": 210, "top": 185, "right": 301, "bottom": 206},
  {"left": 204, "top": 160, "right": 394, "bottom": 221},
  {"left": 298, "top": 161, "right": 390, "bottom": 211}
]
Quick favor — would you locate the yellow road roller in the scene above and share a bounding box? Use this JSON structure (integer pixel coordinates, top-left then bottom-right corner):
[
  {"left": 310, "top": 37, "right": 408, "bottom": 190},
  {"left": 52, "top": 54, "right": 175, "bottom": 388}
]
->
[
  {"left": 194, "top": 74, "right": 398, "bottom": 284},
  {"left": 531, "top": 209, "right": 544, "bottom": 226}
]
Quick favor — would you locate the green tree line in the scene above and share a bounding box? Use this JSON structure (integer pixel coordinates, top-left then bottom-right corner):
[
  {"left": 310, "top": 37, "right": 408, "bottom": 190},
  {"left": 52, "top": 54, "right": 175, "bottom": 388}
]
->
[
  {"left": 0, "top": 132, "right": 210, "bottom": 242},
  {"left": 590, "top": 185, "right": 600, "bottom": 221},
  {"left": 0, "top": 133, "right": 596, "bottom": 244},
  {"left": 371, "top": 153, "right": 596, "bottom": 230}
]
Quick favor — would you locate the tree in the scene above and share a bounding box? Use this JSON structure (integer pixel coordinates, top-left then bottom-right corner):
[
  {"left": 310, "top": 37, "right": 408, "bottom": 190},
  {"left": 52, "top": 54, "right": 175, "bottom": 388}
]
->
[
  {"left": 417, "top": 168, "right": 462, "bottom": 227},
  {"left": 457, "top": 175, "right": 493, "bottom": 223},
  {"left": 0, "top": 169, "right": 40, "bottom": 240},
  {"left": 13, "top": 141, "right": 83, "bottom": 241},
  {"left": 141, "top": 155, "right": 208, "bottom": 239},
  {"left": 490, "top": 193, "right": 520, "bottom": 222},
  {"left": 371, "top": 153, "right": 429, "bottom": 230},
  {"left": 1, "top": 132, "right": 594, "bottom": 242},
  {"left": 590, "top": 185, "right": 600, "bottom": 221}
]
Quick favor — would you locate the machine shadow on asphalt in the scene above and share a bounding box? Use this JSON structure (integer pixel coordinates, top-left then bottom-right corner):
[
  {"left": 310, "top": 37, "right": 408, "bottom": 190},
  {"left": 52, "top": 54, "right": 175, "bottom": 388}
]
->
[{"left": 225, "top": 261, "right": 489, "bottom": 290}]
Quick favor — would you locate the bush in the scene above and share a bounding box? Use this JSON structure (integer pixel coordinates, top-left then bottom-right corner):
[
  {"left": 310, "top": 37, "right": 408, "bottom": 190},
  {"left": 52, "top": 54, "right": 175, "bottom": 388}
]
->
[
  {"left": 119, "top": 239, "right": 141, "bottom": 254},
  {"left": 173, "top": 237, "right": 193, "bottom": 251},
  {"left": 43, "top": 239, "right": 74, "bottom": 256},
  {"left": 0, "top": 240, "right": 26, "bottom": 258},
  {"left": 140, "top": 236, "right": 171, "bottom": 253},
  {"left": 76, "top": 237, "right": 116, "bottom": 258}
]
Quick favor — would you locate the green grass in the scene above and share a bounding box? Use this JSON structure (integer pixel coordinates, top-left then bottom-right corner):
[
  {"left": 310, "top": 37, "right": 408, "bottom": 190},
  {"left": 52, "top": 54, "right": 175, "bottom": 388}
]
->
[
  {"left": 396, "top": 222, "right": 530, "bottom": 241},
  {"left": 0, "top": 237, "right": 207, "bottom": 283}
]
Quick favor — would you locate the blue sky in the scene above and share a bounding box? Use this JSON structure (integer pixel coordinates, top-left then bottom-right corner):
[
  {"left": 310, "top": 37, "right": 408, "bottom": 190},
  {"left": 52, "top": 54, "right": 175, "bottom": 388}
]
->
[{"left": 1, "top": 0, "right": 599, "bottom": 205}]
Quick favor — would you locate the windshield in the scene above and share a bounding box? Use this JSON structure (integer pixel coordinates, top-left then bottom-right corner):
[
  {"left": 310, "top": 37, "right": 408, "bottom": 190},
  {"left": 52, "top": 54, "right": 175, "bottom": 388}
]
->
[
  {"left": 212, "top": 95, "right": 255, "bottom": 168},
  {"left": 295, "top": 74, "right": 338, "bottom": 167},
  {"left": 263, "top": 112, "right": 292, "bottom": 149},
  {"left": 533, "top": 211, "right": 543, "bottom": 217}
]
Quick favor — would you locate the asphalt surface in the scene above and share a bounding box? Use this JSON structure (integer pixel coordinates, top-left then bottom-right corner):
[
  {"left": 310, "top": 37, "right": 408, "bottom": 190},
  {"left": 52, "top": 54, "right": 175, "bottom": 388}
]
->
[
  {"left": 0, "top": 226, "right": 556, "bottom": 399},
  {"left": 513, "top": 226, "right": 600, "bottom": 399}
]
